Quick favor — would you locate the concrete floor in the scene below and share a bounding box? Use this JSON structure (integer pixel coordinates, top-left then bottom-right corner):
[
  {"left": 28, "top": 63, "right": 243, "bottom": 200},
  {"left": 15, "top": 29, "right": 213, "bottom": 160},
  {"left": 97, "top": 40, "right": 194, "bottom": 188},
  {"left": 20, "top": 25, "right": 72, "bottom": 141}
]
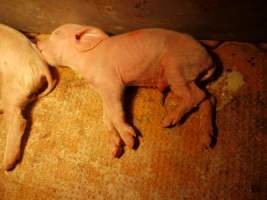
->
[{"left": 0, "top": 36, "right": 266, "bottom": 199}]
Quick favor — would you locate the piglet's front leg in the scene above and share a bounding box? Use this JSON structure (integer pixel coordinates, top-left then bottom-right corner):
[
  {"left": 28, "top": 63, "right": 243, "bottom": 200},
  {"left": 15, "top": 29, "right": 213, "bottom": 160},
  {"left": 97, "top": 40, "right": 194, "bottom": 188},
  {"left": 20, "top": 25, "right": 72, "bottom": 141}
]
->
[{"left": 98, "top": 83, "right": 136, "bottom": 156}]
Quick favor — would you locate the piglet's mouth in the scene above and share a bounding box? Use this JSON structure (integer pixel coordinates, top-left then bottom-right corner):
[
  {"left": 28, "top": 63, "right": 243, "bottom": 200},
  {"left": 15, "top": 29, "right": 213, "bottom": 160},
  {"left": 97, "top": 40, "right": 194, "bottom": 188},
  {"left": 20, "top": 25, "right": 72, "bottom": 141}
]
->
[{"left": 36, "top": 41, "right": 43, "bottom": 50}]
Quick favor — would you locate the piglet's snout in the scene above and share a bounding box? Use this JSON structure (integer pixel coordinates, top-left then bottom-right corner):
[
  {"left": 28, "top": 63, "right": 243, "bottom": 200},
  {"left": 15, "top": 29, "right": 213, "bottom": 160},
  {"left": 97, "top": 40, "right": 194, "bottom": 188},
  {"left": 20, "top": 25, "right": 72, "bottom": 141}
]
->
[{"left": 36, "top": 41, "right": 44, "bottom": 52}]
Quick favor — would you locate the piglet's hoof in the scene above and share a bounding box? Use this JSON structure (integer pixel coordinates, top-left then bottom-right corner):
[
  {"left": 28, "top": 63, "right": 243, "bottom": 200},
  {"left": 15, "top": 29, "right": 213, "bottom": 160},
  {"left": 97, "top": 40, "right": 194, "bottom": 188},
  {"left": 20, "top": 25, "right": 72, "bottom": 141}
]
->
[
  {"left": 110, "top": 134, "right": 134, "bottom": 158},
  {"left": 121, "top": 132, "right": 136, "bottom": 149},
  {"left": 119, "top": 126, "right": 136, "bottom": 149},
  {"left": 3, "top": 154, "right": 20, "bottom": 171},
  {"left": 112, "top": 145, "right": 124, "bottom": 158},
  {"left": 201, "top": 131, "right": 213, "bottom": 150},
  {"left": 110, "top": 134, "right": 124, "bottom": 158},
  {"left": 161, "top": 115, "right": 180, "bottom": 128}
]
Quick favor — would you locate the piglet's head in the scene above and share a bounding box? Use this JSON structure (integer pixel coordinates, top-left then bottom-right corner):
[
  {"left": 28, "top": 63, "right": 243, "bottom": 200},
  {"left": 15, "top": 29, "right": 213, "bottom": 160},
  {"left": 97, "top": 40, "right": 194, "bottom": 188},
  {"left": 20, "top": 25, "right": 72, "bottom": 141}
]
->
[{"left": 37, "top": 24, "right": 109, "bottom": 66}]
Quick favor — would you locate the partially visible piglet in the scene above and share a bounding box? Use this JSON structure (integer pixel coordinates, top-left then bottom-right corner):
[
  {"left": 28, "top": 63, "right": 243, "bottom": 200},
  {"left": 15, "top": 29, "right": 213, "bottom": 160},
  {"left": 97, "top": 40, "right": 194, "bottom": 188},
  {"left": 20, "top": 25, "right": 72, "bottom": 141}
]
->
[
  {"left": 0, "top": 24, "right": 56, "bottom": 170},
  {"left": 38, "top": 24, "right": 215, "bottom": 157}
]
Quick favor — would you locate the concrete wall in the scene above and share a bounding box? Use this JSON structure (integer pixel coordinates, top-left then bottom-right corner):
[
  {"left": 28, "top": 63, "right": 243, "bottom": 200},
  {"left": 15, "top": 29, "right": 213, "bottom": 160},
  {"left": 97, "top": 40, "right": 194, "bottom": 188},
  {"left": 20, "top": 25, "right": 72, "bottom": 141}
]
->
[{"left": 0, "top": 0, "right": 267, "bottom": 40}]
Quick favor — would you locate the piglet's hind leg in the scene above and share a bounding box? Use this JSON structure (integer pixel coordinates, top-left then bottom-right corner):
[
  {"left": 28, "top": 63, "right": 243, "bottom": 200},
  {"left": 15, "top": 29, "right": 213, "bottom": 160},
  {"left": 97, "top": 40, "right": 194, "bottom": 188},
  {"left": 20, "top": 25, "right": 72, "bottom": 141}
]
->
[
  {"left": 161, "top": 82, "right": 206, "bottom": 127},
  {"left": 198, "top": 96, "right": 215, "bottom": 148},
  {"left": 3, "top": 106, "right": 27, "bottom": 170}
]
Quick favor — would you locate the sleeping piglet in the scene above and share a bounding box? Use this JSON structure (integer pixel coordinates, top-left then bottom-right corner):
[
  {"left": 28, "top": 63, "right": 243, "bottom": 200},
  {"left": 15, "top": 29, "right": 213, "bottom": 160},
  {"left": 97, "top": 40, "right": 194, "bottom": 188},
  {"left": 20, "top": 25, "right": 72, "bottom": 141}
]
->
[
  {"left": 0, "top": 24, "right": 56, "bottom": 170},
  {"left": 37, "top": 24, "right": 215, "bottom": 157}
]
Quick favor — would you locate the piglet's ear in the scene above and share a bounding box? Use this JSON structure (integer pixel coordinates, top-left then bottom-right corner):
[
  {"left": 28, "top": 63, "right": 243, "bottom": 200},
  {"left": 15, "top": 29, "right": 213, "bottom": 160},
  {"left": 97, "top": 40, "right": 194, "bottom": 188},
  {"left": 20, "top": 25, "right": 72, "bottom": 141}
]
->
[{"left": 71, "top": 27, "right": 108, "bottom": 52}]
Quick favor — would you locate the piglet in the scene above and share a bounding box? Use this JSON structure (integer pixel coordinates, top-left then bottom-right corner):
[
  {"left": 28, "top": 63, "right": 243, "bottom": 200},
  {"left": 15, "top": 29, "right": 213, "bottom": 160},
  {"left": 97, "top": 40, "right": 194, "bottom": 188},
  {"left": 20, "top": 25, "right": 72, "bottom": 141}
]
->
[
  {"left": 0, "top": 24, "right": 56, "bottom": 170},
  {"left": 38, "top": 24, "right": 215, "bottom": 157}
]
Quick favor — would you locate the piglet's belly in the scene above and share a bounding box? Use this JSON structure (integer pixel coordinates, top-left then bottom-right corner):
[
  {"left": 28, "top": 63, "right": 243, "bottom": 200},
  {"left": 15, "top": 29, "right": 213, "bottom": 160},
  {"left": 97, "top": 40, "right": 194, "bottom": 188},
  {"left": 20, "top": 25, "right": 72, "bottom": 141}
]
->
[
  {"left": 122, "top": 64, "right": 168, "bottom": 89},
  {"left": 127, "top": 77, "right": 158, "bottom": 87}
]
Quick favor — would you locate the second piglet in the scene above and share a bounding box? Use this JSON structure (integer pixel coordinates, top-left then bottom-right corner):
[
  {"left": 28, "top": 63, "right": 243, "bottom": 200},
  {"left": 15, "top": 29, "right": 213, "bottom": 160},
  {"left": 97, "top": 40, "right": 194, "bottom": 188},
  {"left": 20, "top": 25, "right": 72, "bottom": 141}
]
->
[{"left": 37, "top": 24, "right": 215, "bottom": 157}]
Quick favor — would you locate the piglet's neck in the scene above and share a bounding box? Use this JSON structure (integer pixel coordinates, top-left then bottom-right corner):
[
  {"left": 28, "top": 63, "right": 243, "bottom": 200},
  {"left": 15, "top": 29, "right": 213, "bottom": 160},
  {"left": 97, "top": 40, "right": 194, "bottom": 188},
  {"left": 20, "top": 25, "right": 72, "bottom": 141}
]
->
[{"left": 61, "top": 49, "right": 95, "bottom": 81}]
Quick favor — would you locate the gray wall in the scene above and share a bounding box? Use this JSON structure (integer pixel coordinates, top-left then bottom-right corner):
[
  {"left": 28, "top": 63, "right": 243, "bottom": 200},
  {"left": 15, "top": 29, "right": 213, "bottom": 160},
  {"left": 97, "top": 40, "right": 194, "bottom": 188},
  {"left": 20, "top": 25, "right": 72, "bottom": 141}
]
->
[{"left": 0, "top": 0, "right": 266, "bottom": 41}]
